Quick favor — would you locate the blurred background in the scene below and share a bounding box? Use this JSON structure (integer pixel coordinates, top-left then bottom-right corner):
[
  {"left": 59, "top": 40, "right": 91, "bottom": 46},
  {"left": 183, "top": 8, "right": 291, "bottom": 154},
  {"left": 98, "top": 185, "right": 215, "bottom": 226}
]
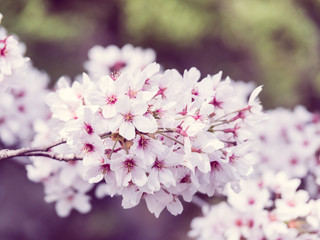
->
[{"left": 1, "top": 0, "right": 320, "bottom": 239}]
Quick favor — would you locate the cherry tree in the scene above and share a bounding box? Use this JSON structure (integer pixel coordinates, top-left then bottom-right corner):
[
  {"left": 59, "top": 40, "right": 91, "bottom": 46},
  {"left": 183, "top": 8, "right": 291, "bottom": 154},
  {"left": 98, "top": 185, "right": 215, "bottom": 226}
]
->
[{"left": 1, "top": 12, "right": 320, "bottom": 239}]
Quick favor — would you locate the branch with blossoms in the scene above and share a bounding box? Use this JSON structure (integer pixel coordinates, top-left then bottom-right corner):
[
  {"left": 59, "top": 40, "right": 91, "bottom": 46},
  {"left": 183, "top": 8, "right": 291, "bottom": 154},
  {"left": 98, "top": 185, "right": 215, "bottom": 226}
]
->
[
  {"left": 0, "top": 11, "right": 269, "bottom": 224},
  {"left": 1, "top": 40, "right": 265, "bottom": 218},
  {"left": 14, "top": 69, "right": 263, "bottom": 217},
  {"left": 190, "top": 106, "right": 320, "bottom": 239},
  {"left": 0, "top": 131, "right": 117, "bottom": 161},
  {"left": 0, "top": 105, "right": 252, "bottom": 161},
  {"left": 0, "top": 96, "right": 258, "bottom": 162},
  {"left": 3, "top": 11, "right": 320, "bottom": 240},
  {"left": 0, "top": 139, "right": 67, "bottom": 160}
]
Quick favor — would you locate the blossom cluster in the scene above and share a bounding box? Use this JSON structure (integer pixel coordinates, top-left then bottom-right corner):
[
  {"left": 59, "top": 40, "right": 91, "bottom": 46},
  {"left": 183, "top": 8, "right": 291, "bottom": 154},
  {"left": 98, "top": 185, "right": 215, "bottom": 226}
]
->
[
  {"left": 189, "top": 171, "right": 320, "bottom": 240},
  {"left": 189, "top": 106, "right": 320, "bottom": 239},
  {"left": 0, "top": 15, "right": 49, "bottom": 146},
  {"left": 0, "top": 15, "right": 28, "bottom": 87},
  {"left": 3, "top": 10, "right": 320, "bottom": 240},
  {"left": 254, "top": 106, "right": 320, "bottom": 197},
  {"left": 26, "top": 43, "right": 264, "bottom": 217}
]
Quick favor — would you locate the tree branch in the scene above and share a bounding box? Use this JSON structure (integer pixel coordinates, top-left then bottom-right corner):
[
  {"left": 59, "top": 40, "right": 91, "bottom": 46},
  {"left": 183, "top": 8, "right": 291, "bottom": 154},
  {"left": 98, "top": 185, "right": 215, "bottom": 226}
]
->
[
  {"left": 0, "top": 138, "right": 67, "bottom": 160},
  {"left": 23, "top": 152, "right": 82, "bottom": 162},
  {"left": 0, "top": 132, "right": 113, "bottom": 161}
]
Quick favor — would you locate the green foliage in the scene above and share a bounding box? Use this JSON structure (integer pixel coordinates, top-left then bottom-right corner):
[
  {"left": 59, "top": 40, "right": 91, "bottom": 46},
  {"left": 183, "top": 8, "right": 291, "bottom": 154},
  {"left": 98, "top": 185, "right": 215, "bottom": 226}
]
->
[
  {"left": 123, "top": 0, "right": 213, "bottom": 45},
  {"left": 219, "top": 0, "right": 319, "bottom": 107},
  {"left": 0, "top": 0, "right": 93, "bottom": 41},
  {"left": 123, "top": 0, "right": 320, "bottom": 108}
]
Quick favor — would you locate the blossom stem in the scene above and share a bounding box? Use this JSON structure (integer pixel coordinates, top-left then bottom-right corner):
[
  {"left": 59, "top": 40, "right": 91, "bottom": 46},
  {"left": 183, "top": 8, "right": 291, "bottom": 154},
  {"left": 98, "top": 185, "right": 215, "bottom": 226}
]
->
[
  {"left": 157, "top": 132, "right": 184, "bottom": 146},
  {"left": 109, "top": 134, "right": 120, "bottom": 158},
  {"left": 23, "top": 152, "right": 82, "bottom": 161},
  {"left": 212, "top": 108, "right": 245, "bottom": 122},
  {"left": 209, "top": 119, "right": 235, "bottom": 130},
  {"left": 100, "top": 132, "right": 112, "bottom": 139}
]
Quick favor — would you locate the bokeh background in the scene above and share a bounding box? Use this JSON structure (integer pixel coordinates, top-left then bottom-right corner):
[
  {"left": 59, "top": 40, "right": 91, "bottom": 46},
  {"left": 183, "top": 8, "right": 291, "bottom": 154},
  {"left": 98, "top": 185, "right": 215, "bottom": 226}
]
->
[{"left": 1, "top": 0, "right": 320, "bottom": 239}]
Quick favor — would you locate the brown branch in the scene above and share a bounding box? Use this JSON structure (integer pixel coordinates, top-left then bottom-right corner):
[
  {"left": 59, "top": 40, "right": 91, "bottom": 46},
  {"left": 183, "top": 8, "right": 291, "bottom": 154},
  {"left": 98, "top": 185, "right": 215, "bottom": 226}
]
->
[
  {"left": 0, "top": 138, "right": 67, "bottom": 160},
  {"left": 0, "top": 131, "right": 112, "bottom": 161},
  {"left": 0, "top": 147, "right": 82, "bottom": 162},
  {"left": 157, "top": 132, "right": 184, "bottom": 146},
  {"left": 23, "top": 152, "right": 83, "bottom": 162}
]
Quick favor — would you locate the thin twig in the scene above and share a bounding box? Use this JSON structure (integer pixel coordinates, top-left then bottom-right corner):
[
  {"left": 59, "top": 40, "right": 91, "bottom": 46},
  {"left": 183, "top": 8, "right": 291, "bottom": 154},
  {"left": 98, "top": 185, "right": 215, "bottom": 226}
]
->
[
  {"left": 0, "top": 138, "right": 67, "bottom": 160},
  {"left": 0, "top": 131, "right": 112, "bottom": 161},
  {"left": 212, "top": 108, "right": 242, "bottom": 122},
  {"left": 109, "top": 134, "right": 120, "bottom": 158},
  {"left": 157, "top": 132, "right": 184, "bottom": 146},
  {"left": 23, "top": 152, "right": 83, "bottom": 162}
]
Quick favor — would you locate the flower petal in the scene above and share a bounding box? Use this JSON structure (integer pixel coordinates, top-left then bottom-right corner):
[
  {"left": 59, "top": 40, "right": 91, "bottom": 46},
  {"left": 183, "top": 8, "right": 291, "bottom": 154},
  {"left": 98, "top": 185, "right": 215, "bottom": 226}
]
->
[
  {"left": 119, "top": 121, "right": 135, "bottom": 140},
  {"left": 133, "top": 115, "right": 157, "bottom": 133}
]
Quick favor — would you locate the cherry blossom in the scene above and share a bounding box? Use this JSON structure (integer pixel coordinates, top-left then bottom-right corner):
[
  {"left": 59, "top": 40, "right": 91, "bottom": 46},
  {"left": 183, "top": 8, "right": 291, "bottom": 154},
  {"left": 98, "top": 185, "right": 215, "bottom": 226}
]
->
[{"left": 190, "top": 171, "right": 320, "bottom": 239}]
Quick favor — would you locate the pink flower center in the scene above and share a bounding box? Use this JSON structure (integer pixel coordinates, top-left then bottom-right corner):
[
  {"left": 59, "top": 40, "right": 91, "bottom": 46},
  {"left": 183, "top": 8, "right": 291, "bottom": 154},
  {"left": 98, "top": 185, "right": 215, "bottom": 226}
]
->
[
  {"left": 248, "top": 219, "right": 254, "bottom": 228},
  {"left": 153, "top": 159, "right": 165, "bottom": 169},
  {"left": 290, "top": 158, "right": 298, "bottom": 165},
  {"left": 84, "top": 123, "right": 94, "bottom": 135},
  {"left": 287, "top": 200, "right": 296, "bottom": 207},
  {"left": 124, "top": 113, "right": 134, "bottom": 122},
  {"left": 127, "top": 88, "right": 138, "bottom": 99},
  {"left": 191, "top": 88, "right": 199, "bottom": 96},
  {"left": 83, "top": 143, "right": 94, "bottom": 153},
  {"left": 235, "top": 219, "right": 243, "bottom": 227},
  {"left": 178, "top": 105, "right": 188, "bottom": 116},
  {"left": 110, "top": 71, "right": 121, "bottom": 81},
  {"left": 18, "top": 105, "right": 25, "bottom": 113},
  {"left": 210, "top": 161, "right": 221, "bottom": 171},
  {"left": 109, "top": 61, "right": 126, "bottom": 73},
  {"left": 101, "top": 164, "right": 111, "bottom": 174},
  {"left": 192, "top": 111, "right": 203, "bottom": 121},
  {"left": 210, "top": 96, "right": 223, "bottom": 108},
  {"left": 124, "top": 158, "right": 135, "bottom": 171},
  {"left": 11, "top": 89, "right": 25, "bottom": 98},
  {"left": 155, "top": 87, "right": 167, "bottom": 98},
  {"left": 67, "top": 195, "right": 74, "bottom": 202},
  {"left": 139, "top": 137, "right": 149, "bottom": 149},
  {"left": 180, "top": 174, "right": 192, "bottom": 184},
  {"left": 0, "top": 40, "right": 7, "bottom": 57},
  {"left": 229, "top": 154, "right": 239, "bottom": 163},
  {"left": 107, "top": 95, "right": 117, "bottom": 105},
  {"left": 248, "top": 198, "right": 255, "bottom": 205}
]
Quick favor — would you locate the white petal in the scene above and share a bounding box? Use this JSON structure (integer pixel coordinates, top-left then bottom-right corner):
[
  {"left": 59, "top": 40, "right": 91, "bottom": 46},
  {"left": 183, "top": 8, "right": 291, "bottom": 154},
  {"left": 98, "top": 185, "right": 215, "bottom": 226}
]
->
[
  {"left": 82, "top": 73, "right": 91, "bottom": 84},
  {"left": 119, "top": 121, "right": 135, "bottom": 140},
  {"left": 102, "top": 105, "right": 117, "bottom": 118},
  {"left": 56, "top": 199, "right": 71, "bottom": 218},
  {"left": 197, "top": 155, "right": 211, "bottom": 173},
  {"left": 83, "top": 153, "right": 101, "bottom": 166},
  {"left": 148, "top": 170, "right": 160, "bottom": 191},
  {"left": 73, "top": 194, "right": 92, "bottom": 214},
  {"left": 116, "top": 96, "right": 131, "bottom": 114},
  {"left": 133, "top": 115, "right": 157, "bottom": 133},
  {"left": 122, "top": 172, "right": 132, "bottom": 187},
  {"left": 131, "top": 102, "right": 148, "bottom": 116},
  {"left": 167, "top": 198, "right": 183, "bottom": 216},
  {"left": 132, "top": 168, "right": 148, "bottom": 186},
  {"left": 159, "top": 169, "right": 176, "bottom": 188},
  {"left": 98, "top": 75, "right": 114, "bottom": 92},
  {"left": 59, "top": 166, "right": 77, "bottom": 186},
  {"left": 248, "top": 85, "right": 263, "bottom": 106},
  {"left": 145, "top": 195, "right": 165, "bottom": 218}
]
